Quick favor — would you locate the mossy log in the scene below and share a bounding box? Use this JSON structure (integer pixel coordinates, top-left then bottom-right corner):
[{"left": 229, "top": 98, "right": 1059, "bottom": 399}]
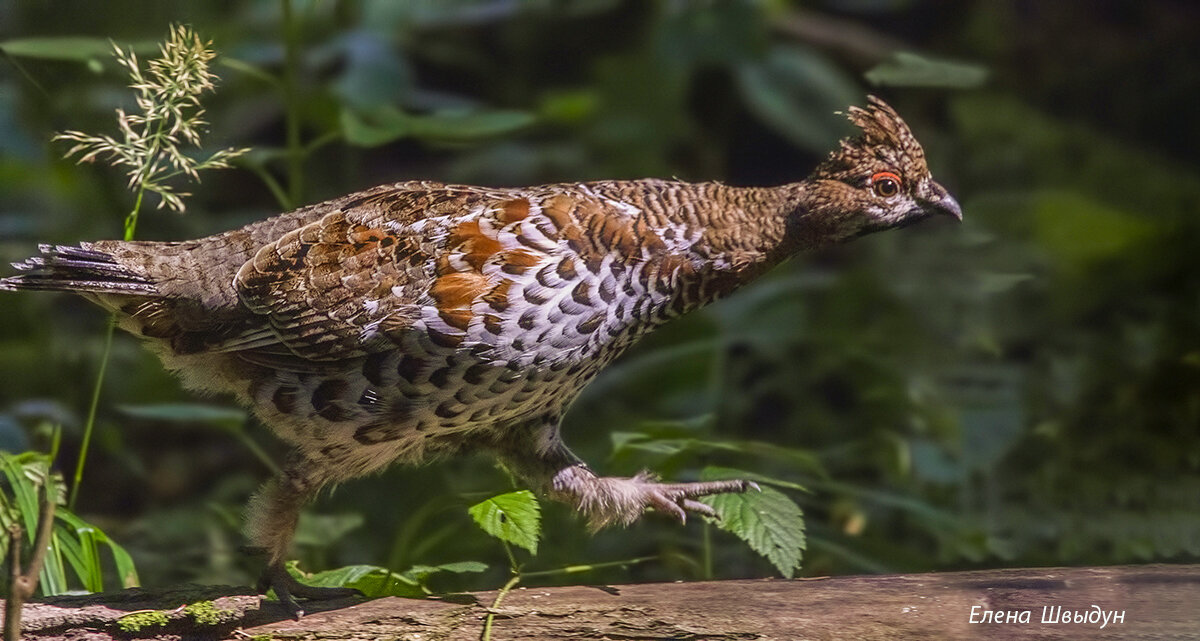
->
[{"left": 7, "top": 564, "right": 1198, "bottom": 640}]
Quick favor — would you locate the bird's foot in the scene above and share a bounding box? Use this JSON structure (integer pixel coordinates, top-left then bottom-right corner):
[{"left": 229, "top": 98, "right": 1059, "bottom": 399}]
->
[
  {"left": 554, "top": 466, "right": 759, "bottom": 528},
  {"left": 257, "top": 561, "right": 362, "bottom": 619},
  {"left": 625, "top": 473, "right": 761, "bottom": 523}
]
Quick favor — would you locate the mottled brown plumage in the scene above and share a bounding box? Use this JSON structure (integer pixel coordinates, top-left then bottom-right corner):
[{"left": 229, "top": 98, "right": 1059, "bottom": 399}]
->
[{"left": 1, "top": 96, "right": 960, "bottom": 616}]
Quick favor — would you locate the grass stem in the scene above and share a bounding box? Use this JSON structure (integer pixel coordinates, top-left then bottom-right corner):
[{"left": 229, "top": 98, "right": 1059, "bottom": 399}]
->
[{"left": 69, "top": 316, "right": 116, "bottom": 511}]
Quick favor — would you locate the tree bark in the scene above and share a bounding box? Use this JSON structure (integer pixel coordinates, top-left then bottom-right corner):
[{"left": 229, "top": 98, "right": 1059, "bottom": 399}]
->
[{"left": 8, "top": 564, "right": 1198, "bottom": 640}]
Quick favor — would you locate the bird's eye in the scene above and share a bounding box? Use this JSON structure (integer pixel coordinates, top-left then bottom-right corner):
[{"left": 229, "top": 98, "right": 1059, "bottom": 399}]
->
[{"left": 870, "top": 171, "right": 902, "bottom": 198}]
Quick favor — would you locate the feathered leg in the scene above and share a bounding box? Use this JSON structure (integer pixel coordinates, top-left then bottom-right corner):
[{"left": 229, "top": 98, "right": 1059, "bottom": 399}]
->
[
  {"left": 497, "top": 416, "right": 757, "bottom": 529},
  {"left": 245, "top": 455, "right": 359, "bottom": 618}
]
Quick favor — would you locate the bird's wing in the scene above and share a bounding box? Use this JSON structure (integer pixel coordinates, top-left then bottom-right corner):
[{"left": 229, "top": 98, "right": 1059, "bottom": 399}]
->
[{"left": 229, "top": 182, "right": 563, "bottom": 363}]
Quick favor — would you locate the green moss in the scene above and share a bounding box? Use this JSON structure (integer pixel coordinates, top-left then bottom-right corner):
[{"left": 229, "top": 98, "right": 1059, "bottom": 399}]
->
[
  {"left": 183, "top": 600, "right": 227, "bottom": 626},
  {"left": 114, "top": 601, "right": 233, "bottom": 633},
  {"left": 116, "top": 610, "right": 169, "bottom": 632},
  {"left": 248, "top": 635, "right": 273, "bottom": 641}
]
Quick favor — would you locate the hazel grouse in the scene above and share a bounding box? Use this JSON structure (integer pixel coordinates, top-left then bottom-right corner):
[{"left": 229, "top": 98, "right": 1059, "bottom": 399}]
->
[{"left": 1, "top": 96, "right": 961, "bottom": 615}]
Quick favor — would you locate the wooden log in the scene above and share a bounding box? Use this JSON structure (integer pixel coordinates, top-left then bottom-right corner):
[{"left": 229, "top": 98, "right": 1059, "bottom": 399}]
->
[{"left": 9, "top": 564, "right": 1198, "bottom": 640}]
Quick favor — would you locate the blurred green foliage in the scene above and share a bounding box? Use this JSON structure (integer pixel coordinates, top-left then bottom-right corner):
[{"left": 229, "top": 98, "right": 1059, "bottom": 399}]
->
[
  {"left": 0, "top": 0, "right": 1197, "bottom": 596},
  {"left": 0, "top": 449, "right": 138, "bottom": 594}
]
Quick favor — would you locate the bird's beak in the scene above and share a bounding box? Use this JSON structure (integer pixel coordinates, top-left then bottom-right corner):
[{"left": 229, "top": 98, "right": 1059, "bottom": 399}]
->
[
  {"left": 922, "top": 181, "right": 963, "bottom": 222},
  {"left": 933, "top": 193, "right": 963, "bottom": 221}
]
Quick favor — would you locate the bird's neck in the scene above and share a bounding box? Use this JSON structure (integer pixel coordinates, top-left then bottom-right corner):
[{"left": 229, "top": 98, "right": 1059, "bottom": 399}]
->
[{"left": 665, "top": 182, "right": 848, "bottom": 308}]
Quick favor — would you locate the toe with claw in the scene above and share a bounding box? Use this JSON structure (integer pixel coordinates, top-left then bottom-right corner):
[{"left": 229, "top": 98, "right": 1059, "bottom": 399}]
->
[
  {"left": 257, "top": 561, "right": 362, "bottom": 619},
  {"left": 552, "top": 464, "right": 760, "bottom": 529},
  {"left": 641, "top": 476, "right": 762, "bottom": 524}
]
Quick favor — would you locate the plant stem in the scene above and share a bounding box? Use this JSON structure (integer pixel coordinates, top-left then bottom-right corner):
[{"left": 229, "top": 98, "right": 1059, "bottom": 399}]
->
[
  {"left": 702, "top": 521, "right": 713, "bottom": 580},
  {"left": 246, "top": 161, "right": 292, "bottom": 211},
  {"left": 5, "top": 477, "right": 58, "bottom": 640},
  {"left": 69, "top": 317, "right": 115, "bottom": 511},
  {"left": 124, "top": 186, "right": 146, "bottom": 241},
  {"left": 519, "top": 555, "right": 657, "bottom": 579},
  {"left": 501, "top": 539, "right": 520, "bottom": 573},
  {"left": 481, "top": 573, "right": 521, "bottom": 641},
  {"left": 70, "top": 188, "right": 143, "bottom": 510},
  {"left": 480, "top": 539, "right": 523, "bottom": 641},
  {"left": 232, "top": 426, "right": 281, "bottom": 476},
  {"left": 281, "top": 0, "right": 304, "bottom": 205}
]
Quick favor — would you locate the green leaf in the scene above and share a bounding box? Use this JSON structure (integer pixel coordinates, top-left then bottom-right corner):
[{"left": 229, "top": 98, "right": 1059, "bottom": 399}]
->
[
  {"left": 0, "top": 453, "right": 68, "bottom": 594},
  {"left": 809, "top": 479, "right": 962, "bottom": 531},
  {"left": 609, "top": 432, "right": 826, "bottom": 480},
  {"left": 735, "top": 46, "right": 860, "bottom": 152},
  {"left": 399, "top": 561, "right": 489, "bottom": 588},
  {"left": 468, "top": 490, "right": 541, "bottom": 554},
  {"left": 304, "top": 561, "right": 487, "bottom": 598},
  {"left": 407, "top": 560, "right": 489, "bottom": 576},
  {"left": 293, "top": 512, "right": 364, "bottom": 547},
  {"left": 341, "top": 105, "right": 536, "bottom": 147},
  {"left": 56, "top": 510, "right": 141, "bottom": 591},
  {"left": 304, "top": 564, "right": 420, "bottom": 597},
  {"left": 0, "top": 37, "right": 156, "bottom": 63},
  {"left": 1031, "top": 190, "right": 1156, "bottom": 274},
  {"left": 117, "top": 403, "right": 247, "bottom": 427},
  {"left": 219, "top": 57, "right": 281, "bottom": 87},
  {"left": 61, "top": 521, "right": 101, "bottom": 592},
  {"left": 700, "top": 467, "right": 805, "bottom": 578},
  {"left": 975, "top": 272, "right": 1035, "bottom": 295},
  {"left": 0, "top": 452, "right": 42, "bottom": 536},
  {"left": 0, "top": 452, "right": 138, "bottom": 594},
  {"left": 698, "top": 465, "right": 808, "bottom": 493},
  {"left": 42, "top": 528, "right": 71, "bottom": 596},
  {"left": 865, "top": 51, "right": 989, "bottom": 88}
]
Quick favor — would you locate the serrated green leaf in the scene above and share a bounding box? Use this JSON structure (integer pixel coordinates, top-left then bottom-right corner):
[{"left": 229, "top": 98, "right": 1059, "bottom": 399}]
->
[
  {"left": 304, "top": 563, "right": 392, "bottom": 586},
  {"left": 304, "top": 561, "right": 487, "bottom": 598},
  {"left": 403, "top": 560, "right": 489, "bottom": 578},
  {"left": 701, "top": 467, "right": 805, "bottom": 578},
  {"left": 699, "top": 465, "right": 809, "bottom": 492},
  {"left": 304, "top": 564, "right": 418, "bottom": 597},
  {"left": 865, "top": 51, "right": 989, "bottom": 88},
  {"left": 468, "top": 490, "right": 541, "bottom": 554}
]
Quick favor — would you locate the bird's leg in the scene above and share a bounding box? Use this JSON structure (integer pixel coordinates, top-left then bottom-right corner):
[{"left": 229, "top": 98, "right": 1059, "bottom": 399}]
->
[
  {"left": 245, "top": 456, "right": 359, "bottom": 618},
  {"left": 497, "top": 417, "right": 758, "bottom": 529}
]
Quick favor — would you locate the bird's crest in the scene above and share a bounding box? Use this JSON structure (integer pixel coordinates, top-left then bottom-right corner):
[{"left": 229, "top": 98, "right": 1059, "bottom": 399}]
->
[{"left": 817, "top": 95, "right": 928, "bottom": 181}]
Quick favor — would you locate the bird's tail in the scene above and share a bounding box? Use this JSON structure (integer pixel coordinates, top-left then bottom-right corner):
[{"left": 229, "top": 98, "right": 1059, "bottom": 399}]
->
[{"left": 0, "top": 243, "right": 156, "bottom": 295}]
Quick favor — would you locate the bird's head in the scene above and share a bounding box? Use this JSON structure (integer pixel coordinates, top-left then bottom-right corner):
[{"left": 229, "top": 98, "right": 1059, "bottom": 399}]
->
[{"left": 805, "top": 96, "right": 961, "bottom": 240}]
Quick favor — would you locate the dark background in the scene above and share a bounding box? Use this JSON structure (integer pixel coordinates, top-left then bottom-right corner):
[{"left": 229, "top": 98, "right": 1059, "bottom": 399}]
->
[{"left": 1, "top": 0, "right": 1197, "bottom": 592}]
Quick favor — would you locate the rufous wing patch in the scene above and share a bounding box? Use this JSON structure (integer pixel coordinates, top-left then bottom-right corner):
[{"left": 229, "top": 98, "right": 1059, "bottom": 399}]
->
[
  {"left": 429, "top": 271, "right": 490, "bottom": 310},
  {"left": 498, "top": 249, "right": 540, "bottom": 275},
  {"left": 448, "top": 220, "right": 502, "bottom": 271},
  {"left": 496, "top": 198, "right": 531, "bottom": 224}
]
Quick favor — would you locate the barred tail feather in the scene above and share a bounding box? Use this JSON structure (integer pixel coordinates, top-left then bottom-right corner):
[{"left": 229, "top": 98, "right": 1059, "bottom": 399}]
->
[{"left": 0, "top": 243, "right": 156, "bottom": 295}]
